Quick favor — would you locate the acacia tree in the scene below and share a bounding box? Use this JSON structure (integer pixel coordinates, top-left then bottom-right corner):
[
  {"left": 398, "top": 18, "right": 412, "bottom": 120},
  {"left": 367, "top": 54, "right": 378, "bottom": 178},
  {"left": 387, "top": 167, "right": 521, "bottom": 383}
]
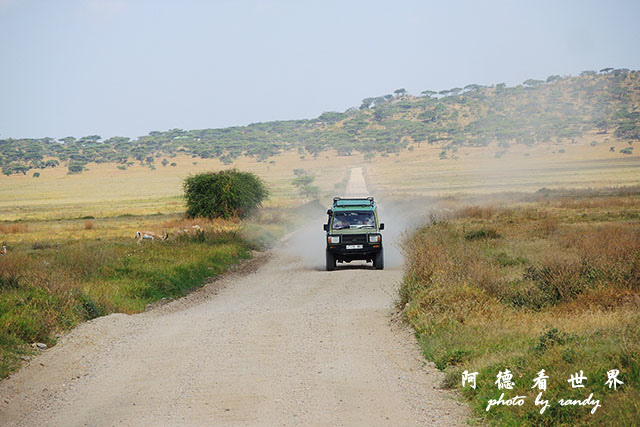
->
[
  {"left": 360, "top": 98, "right": 374, "bottom": 110},
  {"left": 184, "top": 169, "right": 268, "bottom": 219},
  {"left": 394, "top": 88, "right": 407, "bottom": 97},
  {"left": 292, "top": 169, "right": 320, "bottom": 199},
  {"left": 523, "top": 79, "right": 544, "bottom": 87}
]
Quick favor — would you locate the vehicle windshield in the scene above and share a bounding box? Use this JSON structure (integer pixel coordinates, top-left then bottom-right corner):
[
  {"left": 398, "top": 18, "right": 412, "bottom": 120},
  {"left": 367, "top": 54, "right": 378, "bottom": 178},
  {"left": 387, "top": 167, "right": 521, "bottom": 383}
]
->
[{"left": 331, "top": 211, "right": 376, "bottom": 230}]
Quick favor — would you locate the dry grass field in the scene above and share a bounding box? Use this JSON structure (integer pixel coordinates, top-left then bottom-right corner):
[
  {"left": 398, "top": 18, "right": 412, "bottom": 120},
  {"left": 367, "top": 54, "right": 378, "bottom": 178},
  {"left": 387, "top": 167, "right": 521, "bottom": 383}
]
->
[
  {"left": 1, "top": 132, "right": 637, "bottom": 222},
  {"left": 400, "top": 189, "right": 640, "bottom": 425},
  {"left": 0, "top": 134, "right": 638, "bottom": 425},
  {"left": 0, "top": 150, "right": 356, "bottom": 221},
  {"left": 366, "top": 133, "right": 639, "bottom": 196}
]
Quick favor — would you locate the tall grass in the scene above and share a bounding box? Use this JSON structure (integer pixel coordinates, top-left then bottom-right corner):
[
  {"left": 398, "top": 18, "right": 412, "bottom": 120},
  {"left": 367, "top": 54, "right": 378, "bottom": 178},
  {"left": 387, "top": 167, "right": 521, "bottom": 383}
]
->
[
  {"left": 0, "top": 223, "right": 29, "bottom": 234},
  {"left": 0, "top": 224, "right": 252, "bottom": 379},
  {"left": 400, "top": 195, "right": 640, "bottom": 425}
]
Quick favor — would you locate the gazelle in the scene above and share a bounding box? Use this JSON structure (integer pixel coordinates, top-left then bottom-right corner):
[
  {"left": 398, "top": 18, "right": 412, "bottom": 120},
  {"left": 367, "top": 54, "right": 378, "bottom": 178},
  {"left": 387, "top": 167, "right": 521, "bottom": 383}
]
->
[
  {"left": 1, "top": 241, "right": 6, "bottom": 256},
  {"left": 135, "top": 231, "right": 168, "bottom": 245}
]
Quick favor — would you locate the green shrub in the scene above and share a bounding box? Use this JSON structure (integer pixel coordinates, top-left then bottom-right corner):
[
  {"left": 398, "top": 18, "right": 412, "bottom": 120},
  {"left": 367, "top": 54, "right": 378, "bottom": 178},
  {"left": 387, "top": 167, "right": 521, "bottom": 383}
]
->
[
  {"left": 183, "top": 169, "right": 269, "bottom": 219},
  {"left": 494, "top": 251, "right": 527, "bottom": 267},
  {"left": 464, "top": 228, "right": 501, "bottom": 240},
  {"left": 67, "top": 161, "right": 86, "bottom": 174}
]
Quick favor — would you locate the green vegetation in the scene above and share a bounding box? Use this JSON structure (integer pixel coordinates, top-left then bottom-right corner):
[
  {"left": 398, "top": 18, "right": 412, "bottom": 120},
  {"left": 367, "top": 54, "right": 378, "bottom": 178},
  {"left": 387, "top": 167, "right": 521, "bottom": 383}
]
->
[
  {"left": 0, "top": 226, "right": 252, "bottom": 379},
  {"left": 183, "top": 169, "right": 269, "bottom": 219},
  {"left": 400, "top": 190, "right": 640, "bottom": 425},
  {"left": 291, "top": 168, "right": 320, "bottom": 199},
  {"left": 1, "top": 69, "right": 638, "bottom": 176}
]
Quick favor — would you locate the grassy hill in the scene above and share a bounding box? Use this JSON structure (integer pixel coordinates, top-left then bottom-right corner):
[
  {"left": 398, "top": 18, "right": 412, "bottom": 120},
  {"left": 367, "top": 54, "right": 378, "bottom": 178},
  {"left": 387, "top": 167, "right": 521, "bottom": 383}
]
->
[{"left": 1, "top": 68, "right": 639, "bottom": 176}]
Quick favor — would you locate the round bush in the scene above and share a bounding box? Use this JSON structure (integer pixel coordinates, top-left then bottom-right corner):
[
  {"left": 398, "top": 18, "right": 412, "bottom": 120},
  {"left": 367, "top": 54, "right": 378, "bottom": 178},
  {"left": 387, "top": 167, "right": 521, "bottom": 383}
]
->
[{"left": 183, "top": 169, "right": 268, "bottom": 219}]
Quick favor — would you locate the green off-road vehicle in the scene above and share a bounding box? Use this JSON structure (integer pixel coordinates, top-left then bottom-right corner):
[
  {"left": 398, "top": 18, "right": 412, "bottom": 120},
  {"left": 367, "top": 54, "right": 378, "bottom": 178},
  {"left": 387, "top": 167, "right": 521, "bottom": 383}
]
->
[{"left": 323, "top": 197, "right": 385, "bottom": 271}]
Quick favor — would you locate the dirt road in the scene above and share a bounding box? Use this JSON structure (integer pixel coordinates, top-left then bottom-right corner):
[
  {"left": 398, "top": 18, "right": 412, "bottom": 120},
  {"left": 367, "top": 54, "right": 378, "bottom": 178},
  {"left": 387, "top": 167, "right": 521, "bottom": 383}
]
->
[{"left": 0, "top": 168, "right": 468, "bottom": 426}]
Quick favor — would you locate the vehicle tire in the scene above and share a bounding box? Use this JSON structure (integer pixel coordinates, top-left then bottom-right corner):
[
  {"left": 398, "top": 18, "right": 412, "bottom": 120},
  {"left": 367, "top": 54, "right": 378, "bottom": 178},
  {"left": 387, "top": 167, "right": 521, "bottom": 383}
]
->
[
  {"left": 326, "top": 250, "right": 336, "bottom": 271},
  {"left": 374, "top": 250, "right": 384, "bottom": 270}
]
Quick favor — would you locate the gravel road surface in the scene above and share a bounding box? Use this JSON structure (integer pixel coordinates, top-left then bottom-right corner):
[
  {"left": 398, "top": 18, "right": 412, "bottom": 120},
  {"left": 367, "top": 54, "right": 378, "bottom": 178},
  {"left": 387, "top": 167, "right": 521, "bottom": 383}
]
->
[{"left": 0, "top": 168, "right": 469, "bottom": 426}]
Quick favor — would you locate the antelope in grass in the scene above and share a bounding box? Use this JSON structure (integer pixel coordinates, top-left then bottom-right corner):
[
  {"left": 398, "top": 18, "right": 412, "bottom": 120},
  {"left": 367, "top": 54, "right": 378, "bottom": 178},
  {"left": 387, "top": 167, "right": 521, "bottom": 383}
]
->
[
  {"left": 135, "top": 231, "right": 168, "bottom": 245},
  {"left": 1, "top": 241, "right": 6, "bottom": 256}
]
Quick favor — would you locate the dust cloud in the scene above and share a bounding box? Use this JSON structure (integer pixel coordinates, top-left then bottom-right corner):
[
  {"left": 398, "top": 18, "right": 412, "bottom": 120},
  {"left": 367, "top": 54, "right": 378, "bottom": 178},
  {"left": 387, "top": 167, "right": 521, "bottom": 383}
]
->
[
  {"left": 283, "top": 216, "right": 329, "bottom": 271},
  {"left": 283, "top": 166, "right": 427, "bottom": 271}
]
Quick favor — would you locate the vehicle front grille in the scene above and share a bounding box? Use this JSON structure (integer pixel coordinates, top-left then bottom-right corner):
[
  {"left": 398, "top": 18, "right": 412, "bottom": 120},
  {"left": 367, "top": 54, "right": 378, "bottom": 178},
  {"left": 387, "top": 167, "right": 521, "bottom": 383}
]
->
[{"left": 341, "top": 234, "right": 367, "bottom": 244}]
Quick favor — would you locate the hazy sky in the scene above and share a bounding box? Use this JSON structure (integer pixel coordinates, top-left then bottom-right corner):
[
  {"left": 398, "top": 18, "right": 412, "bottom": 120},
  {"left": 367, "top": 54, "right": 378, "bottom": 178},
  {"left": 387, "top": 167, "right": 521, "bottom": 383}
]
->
[{"left": 1, "top": 0, "right": 639, "bottom": 139}]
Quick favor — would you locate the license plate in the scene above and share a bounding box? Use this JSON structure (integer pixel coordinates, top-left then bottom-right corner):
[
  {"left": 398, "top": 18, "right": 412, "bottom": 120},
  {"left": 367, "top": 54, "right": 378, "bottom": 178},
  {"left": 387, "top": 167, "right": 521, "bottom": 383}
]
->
[{"left": 346, "top": 244, "right": 363, "bottom": 250}]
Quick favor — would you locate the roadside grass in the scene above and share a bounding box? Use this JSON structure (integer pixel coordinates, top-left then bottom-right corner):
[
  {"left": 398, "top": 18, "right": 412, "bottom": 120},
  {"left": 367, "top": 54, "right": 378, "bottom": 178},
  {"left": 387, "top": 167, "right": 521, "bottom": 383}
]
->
[
  {"left": 0, "top": 219, "right": 253, "bottom": 379},
  {"left": 0, "top": 197, "right": 318, "bottom": 380},
  {"left": 400, "top": 190, "right": 640, "bottom": 426}
]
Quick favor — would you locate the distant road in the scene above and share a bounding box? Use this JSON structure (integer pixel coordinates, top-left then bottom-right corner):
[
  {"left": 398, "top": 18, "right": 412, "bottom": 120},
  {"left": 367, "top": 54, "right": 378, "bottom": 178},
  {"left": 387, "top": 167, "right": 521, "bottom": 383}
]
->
[
  {"left": 0, "top": 167, "right": 467, "bottom": 426},
  {"left": 344, "top": 166, "right": 368, "bottom": 196}
]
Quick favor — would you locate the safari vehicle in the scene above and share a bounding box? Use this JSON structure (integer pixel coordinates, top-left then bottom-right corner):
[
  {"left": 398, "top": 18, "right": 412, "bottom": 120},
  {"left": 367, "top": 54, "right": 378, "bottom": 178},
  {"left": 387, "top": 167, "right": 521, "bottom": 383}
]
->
[{"left": 323, "top": 197, "right": 384, "bottom": 271}]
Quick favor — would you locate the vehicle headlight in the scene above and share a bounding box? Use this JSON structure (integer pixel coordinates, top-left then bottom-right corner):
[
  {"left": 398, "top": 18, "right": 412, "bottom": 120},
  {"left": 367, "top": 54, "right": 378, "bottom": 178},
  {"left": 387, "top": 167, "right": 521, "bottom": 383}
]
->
[
  {"left": 328, "top": 236, "right": 340, "bottom": 244},
  {"left": 369, "top": 234, "right": 381, "bottom": 243}
]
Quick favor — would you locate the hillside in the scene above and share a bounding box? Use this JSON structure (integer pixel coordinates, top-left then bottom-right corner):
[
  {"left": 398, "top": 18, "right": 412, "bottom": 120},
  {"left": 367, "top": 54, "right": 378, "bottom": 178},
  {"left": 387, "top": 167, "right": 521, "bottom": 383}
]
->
[{"left": 1, "top": 68, "right": 639, "bottom": 176}]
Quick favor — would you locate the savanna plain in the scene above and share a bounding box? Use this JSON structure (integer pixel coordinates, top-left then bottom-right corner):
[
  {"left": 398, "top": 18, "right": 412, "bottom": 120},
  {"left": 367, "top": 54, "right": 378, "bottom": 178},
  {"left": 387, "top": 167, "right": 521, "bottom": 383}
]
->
[
  {"left": 1, "top": 139, "right": 638, "bottom": 425},
  {"left": 1, "top": 72, "right": 640, "bottom": 425}
]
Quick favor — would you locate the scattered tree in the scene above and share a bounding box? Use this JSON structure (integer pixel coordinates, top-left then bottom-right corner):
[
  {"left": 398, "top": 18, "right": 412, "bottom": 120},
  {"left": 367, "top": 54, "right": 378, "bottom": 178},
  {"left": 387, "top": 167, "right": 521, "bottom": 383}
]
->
[
  {"left": 394, "top": 88, "right": 407, "bottom": 97},
  {"left": 183, "top": 169, "right": 268, "bottom": 219},
  {"left": 291, "top": 169, "right": 320, "bottom": 199}
]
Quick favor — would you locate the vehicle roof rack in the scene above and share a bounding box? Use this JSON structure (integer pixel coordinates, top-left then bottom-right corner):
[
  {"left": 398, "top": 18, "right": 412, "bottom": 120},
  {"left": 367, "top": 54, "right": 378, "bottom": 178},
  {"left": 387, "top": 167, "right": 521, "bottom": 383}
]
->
[{"left": 332, "top": 196, "right": 375, "bottom": 207}]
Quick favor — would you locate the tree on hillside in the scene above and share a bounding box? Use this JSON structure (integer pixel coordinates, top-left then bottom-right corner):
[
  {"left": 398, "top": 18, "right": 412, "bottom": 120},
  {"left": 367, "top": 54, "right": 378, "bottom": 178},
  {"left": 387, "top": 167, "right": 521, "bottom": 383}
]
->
[
  {"left": 612, "top": 68, "right": 630, "bottom": 76},
  {"left": 360, "top": 97, "right": 374, "bottom": 110},
  {"left": 318, "top": 111, "right": 346, "bottom": 124},
  {"left": 104, "top": 136, "right": 131, "bottom": 145},
  {"left": 394, "top": 88, "right": 407, "bottom": 97},
  {"left": 78, "top": 135, "right": 101, "bottom": 145},
  {"left": 67, "top": 161, "right": 86, "bottom": 174},
  {"left": 594, "top": 118, "right": 609, "bottom": 134},
  {"left": 523, "top": 79, "right": 544, "bottom": 87},
  {"left": 292, "top": 169, "right": 320, "bottom": 199},
  {"left": 421, "top": 90, "right": 437, "bottom": 98},
  {"left": 2, "top": 68, "right": 639, "bottom": 172},
  {"left": 614, "top": 109, "right": 640, "bottom": 141}
]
